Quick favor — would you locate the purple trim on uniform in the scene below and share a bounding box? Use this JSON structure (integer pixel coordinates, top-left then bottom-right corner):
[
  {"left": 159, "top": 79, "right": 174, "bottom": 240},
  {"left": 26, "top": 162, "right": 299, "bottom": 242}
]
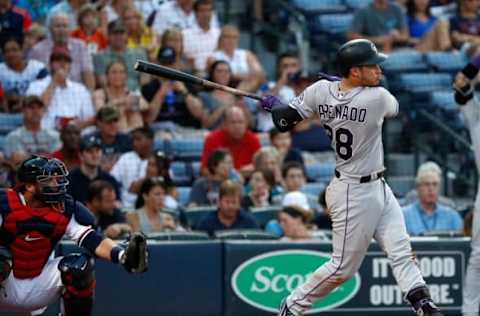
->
[{"left": 291, "top": 184, "right": 350, "bottom": 309}]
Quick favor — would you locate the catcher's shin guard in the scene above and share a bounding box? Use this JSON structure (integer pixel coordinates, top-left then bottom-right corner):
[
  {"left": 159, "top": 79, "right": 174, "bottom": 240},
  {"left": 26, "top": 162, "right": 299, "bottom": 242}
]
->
[
  {"left": 58, "top": 253, "right": 95, "bottom": 316},
  {"left": 406, "top": 286, "right": 443, "bottom": 316}
]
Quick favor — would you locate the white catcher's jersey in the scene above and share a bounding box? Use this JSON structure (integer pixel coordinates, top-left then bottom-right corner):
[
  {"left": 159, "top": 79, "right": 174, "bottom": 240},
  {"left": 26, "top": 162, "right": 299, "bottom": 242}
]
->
[{"left": 289, "top": 80, "right": 399, "bottom": 176}]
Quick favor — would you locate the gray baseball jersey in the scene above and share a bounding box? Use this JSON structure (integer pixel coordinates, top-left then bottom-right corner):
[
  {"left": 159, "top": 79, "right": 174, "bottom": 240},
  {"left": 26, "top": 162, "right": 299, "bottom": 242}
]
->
[{"left": 289, "top": 80, "right": 398, "bottom": 176}]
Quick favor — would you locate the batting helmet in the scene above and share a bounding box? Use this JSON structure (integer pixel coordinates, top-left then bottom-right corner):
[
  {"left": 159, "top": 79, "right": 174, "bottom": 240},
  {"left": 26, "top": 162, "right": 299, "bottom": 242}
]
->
[
  {"left": 17, "top": 156, "right": 69, "bottom": 204},
  {"left": 336, "top": 39, "right": 387, "bottom": 76}
]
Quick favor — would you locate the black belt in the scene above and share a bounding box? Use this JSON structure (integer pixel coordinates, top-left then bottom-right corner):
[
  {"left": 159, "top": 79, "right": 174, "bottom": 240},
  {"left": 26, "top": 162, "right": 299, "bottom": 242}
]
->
[{"left": 335, "top": 169, "right": 385, "bottom": 183}]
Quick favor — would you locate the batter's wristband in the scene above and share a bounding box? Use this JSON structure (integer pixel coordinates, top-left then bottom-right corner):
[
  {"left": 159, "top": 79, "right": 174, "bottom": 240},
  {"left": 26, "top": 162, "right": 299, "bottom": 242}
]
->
[
  {"left": 110, "top": 246, "right": 123, "bottom": 264},
  {"left": 462, "top": 63, "right": 479, "bottom": 80}
]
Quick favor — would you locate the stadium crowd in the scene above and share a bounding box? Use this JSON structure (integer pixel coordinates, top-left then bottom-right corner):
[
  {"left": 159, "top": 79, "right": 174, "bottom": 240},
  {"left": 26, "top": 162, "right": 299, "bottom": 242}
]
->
[{"left": 0, "top": 0, "right": 475, "bottom": 240}]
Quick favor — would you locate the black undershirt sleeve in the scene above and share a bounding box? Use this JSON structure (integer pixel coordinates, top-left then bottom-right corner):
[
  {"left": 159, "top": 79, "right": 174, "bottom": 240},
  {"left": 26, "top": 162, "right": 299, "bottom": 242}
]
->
[{"left": 271, "top": 105, "right": 303, "bottom": 132}]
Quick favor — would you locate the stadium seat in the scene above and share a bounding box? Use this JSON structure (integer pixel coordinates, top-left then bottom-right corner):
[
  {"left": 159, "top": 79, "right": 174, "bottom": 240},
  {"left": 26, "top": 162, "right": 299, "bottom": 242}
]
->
[
  {"left": 176, "top": 186, "right": 192, "bottom": 206},
  {"left": 170, "top": 161, "right": 192, "bottom": 186},
  {"left": 184, "top": 206, "right": 216, "bottom": 227},
  {"left": 0, "top": 113, "right": 23, "bottom": 135},
  {"left": 380, "top": 50, "right": 428, "bottom": 74},
  {"left": 430, "top": 91, "right": 457, "bottom": 112},
  {"left": 147, "top": 231, "right": 210, "bottom": 241},
  {"left": 250, "top": 206, "right": 282, "bottom": 227},
  {"left": 301, "top": 182, "right": 326, "bottom": 197},
  {"left": 191, "top": 161, "right": 201, "bottom": 179},
  {"left": 168, "top": 138, "right": 204, "bottom": 161},
  {"left": 213, "top": 229, "right": 279, "bottom": 240},
  {"left": 343, "top": 0, "right": 372, "bottom": 10},
  {"left": 154, "top": 138, "right": 165, "bottom": 151},
  {"left": 291, "top": 0, "right": 347, "bottom": 14},
  {"left": 397, "top": 73, "right": 452, "bottom": 93},
  {"left": 305, "top": 162, "right": 335, "bottom": 183},
  {"left": 0, "top": 135, "right": 6, "bottom": 151},
  {"left": 425, "top": 51, "right": 468, "bottom": 73},
  {"left": 312, "top": 13, "right": 354, "bottom": 35}
]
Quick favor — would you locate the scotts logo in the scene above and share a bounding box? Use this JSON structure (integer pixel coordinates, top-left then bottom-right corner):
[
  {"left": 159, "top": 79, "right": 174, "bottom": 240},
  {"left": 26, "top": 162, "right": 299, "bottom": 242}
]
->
[{"left": 231, "top": 250, "right": 360, "bottom": 313}]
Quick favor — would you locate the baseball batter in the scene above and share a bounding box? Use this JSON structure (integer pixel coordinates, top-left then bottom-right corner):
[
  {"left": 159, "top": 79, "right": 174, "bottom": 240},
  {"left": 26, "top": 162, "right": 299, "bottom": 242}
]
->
[
  {"left": 261, "top": 39, "right": 443, "bottom": 316},
  {"left": 454, "top": 57, "right": 480, "bottom": 316}
]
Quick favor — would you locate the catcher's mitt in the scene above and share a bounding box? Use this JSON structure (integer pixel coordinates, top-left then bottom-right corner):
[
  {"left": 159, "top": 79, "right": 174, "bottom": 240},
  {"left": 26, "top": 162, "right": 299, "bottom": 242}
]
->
[{"left": 121, "top": 232, "right": 148, "bottom": 273}]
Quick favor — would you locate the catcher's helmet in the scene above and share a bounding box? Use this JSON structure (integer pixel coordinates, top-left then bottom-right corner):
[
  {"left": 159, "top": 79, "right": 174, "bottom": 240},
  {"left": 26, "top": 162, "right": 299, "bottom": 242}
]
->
[
  {"left": 17, "top": 156, "right": 69, "bottom": 204},
  {"left": 336, "top": 39, "right": 387, "bottom": 76}
]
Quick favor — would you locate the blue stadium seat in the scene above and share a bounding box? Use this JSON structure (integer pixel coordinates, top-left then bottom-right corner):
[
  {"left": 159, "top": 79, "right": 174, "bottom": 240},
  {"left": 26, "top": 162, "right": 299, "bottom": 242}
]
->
[
  {"left": 397, "top": 73, "right": 452, "bottom": 93},
  {"left": 176, "top": 186, "right": 192, "bottom": 206},
  {"left": 343, "top": 0, "right": 372, "bottom": 10},
  {"left": 170, "top": 161, "right": 192, "bottom": 186},
  {"left": 0, "top": 113, "right": 23, "bottom": 135},
  {"left": 184, "top": 206, "right": 216, "bottom": 227},
  {"left": 380, "top": 51, "right": 428, "bottom": 74},
  {"left": 430, "top": 91, "right": 457, "bottom": 111},
  {"left": 301, "top": 182, "right": 326, "bottom": 197},
  {"left": 0, "top": 135, "right": 6, "bottom": 151},
  {"left": 169, "top": 138, "right": 204, "bottom": 161},
  {"left": 250, "top": 206, "right": 282, "bottom": 228},
  {"left": 425, "top": 51, "right": 468, "bottom": 73},
  {"left": 305, "top": 163, "right": 335, "bottom": 183},
  {"left": 154, "top": 138, "right": 165, "bottom": 151},
  {"left": 291, "top": 0, "right": 347, "bottom": 14},
  {"left": 191, "top": 161, "right": 201, "bottom": 180},
  {"left": 313, "top": 13, "right": 354, "bottom": 35}
]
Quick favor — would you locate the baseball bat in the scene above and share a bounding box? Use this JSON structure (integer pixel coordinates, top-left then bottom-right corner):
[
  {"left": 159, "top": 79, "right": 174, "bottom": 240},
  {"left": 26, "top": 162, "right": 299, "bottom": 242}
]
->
[{"left": 134, "top": 60, "right": 262, "bottom": 101}]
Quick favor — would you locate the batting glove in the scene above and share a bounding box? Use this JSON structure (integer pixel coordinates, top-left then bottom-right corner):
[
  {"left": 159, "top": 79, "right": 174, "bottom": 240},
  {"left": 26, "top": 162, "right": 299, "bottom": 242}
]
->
[{"left": 261, "top": 95, "right": 283, "bottom": 112}]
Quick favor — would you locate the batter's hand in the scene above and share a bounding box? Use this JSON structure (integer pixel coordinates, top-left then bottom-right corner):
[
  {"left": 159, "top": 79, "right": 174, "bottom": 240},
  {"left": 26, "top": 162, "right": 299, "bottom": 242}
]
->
[
  {"left": 260, "top": 95, "right": 283, "bottom": 112},
  {"left": 121, "top": 232, "right": 148, "bottom": 273}
]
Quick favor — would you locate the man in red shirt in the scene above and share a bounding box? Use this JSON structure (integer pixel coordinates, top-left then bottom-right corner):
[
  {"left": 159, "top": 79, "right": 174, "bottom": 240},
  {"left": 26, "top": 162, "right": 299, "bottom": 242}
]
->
[{"left": 201, "top": 106, "right": 260, "bottom": 178}]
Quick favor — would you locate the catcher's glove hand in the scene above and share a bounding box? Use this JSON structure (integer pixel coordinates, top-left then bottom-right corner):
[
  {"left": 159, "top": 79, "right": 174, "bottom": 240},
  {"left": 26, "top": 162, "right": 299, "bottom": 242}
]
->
[{"left": 121, "top": 232, "right": 148, "bottom": 273}]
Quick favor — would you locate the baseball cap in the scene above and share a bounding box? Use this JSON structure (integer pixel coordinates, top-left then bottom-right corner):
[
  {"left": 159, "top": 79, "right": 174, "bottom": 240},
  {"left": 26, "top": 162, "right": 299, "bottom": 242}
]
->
[
  {"left": 108, "top": 20, "right": 126, "bottom": 34},
  {"left": 50, "top": 46, "right": 72, "bottom": 63},
  {"left": 157, "top": 46, "right": 176, "bottom": 64},
  {"left": 80, "top": 135, "right": 102, "bottom": 151},
  {"left": 96, "top": 106, "right": 120, "bottom": 122},
  {"left": 282, "top": 191, "right": 310, "bottom": 212},
  {"left": 23, "top": 95, "right": 45, "bottom": 108}
]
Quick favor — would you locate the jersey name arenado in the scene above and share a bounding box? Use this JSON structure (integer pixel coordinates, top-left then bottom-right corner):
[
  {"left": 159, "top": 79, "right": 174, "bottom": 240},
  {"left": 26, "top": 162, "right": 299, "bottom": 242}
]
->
[{"left": 289, "top": 80, "right": 398, "bottom": 176}]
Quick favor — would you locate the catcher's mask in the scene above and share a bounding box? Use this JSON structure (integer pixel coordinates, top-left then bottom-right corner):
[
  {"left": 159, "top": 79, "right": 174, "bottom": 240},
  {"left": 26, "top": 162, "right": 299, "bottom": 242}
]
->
[{"left": 17, "top": 156, "right": 70, "bottom": 204}]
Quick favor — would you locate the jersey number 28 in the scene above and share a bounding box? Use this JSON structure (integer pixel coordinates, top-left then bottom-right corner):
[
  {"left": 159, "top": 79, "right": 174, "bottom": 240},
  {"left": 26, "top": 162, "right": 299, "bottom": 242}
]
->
[{"left": 324, "top": 125, "right": 353, "bottom": 160}]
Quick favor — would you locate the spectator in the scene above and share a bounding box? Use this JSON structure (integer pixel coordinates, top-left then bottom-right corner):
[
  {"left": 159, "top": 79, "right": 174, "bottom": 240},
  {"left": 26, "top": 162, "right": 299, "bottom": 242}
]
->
[
  {"left": 25, "top": 46, "right": 95, "bottom": 130},
  {"left": 152, "top": 0, "right": 219, "bottom": 37},
  {"left": 198, "top": 60, "right": 253, "bottom": 130},
  {"left": 182, "top": 0, "right": 220, "bottom": 74},
  {"left": 241, "top": 168, "right": 275, "bottom": 209},
  {"left": 0, "top": 0, "right": 31, "bottom": 48},
  {"left": 278, "top": 205, "right": 315, "bottom": 241},
  {"left": 23, "top": 23, "right": 47, "bottom": 55},
  {"left": 86, "top": 180, "right": 131, "bottom": 239},
  {"left": 188, "top": 148, "right": 236, "bottom": 207},
  {"left": 201, "top": 106, "right": 261, "bottom": 178},
  {"left": 110, "top": 126, "right": 154, "bottom": 209},
  {"left": 141, "top": 46, "right": 204, "bottom": 129},
  {"left": 160, "top": 27, "right": 193, "bottom": 73},
  {"left": 103, "top": 0, "right": 132, "bottom": 23},
  {"left": 121, "top": 5, "right": 158, "bottom": 61},
  {"left": 403, "top": 161, "right": 463, "bottom": 236},
  {"left": 129, "top": 151, "right": 178, "bottom": 210},
  {"left": 0, "top": 37, "right": 47, "bottom": 111},
  {"left": 46, "top": 0, "right": 88, "bottom": 29},
  {"left": 50, "top": 122, "right": 81, "bottom": 171},
  {"left": 195, "top": 179, "right": 258, "bottom": 236},
  {"left": 257, "top": 52, "right": 301, "bottom": 132},
  {"left": 93, "top": 60, "right": 148, "bottom": 132},
  {"left": 406, "top": 0, "right": 451, "bottom": 52},
  {"left": 15, "top": 0, "right": 56, "bottom": 23},
  {"left": 67, "top": 135, "right": 121, "bottom": 204},
  {"left": 349, "top": 0, "right": 409, "bottom": 52},
  {"left": 450, "top": 0, "right": 480, "bottom": 49},
  {"left": 274, "top": 161, "right": 317, "bottom": 209},
  {"left": 70, "top": 4, "right": 108, "bottom": 55},
  {"left": 93, "top": 19, "right": 148, "bottom": 91},
  {"left": 207, "top": 25, "right": 266, "bottom": 92},
  {"left": 29, "top": 12, "right": 95, "bottom": 90},
  {"left": 269, "top": 127, "right": 304, "bottom": 166},
  {"left": 4, "top": 96, "right": 60, "bottom": 165},
  {"left": 0, "top": 156, "right": 15, "bottom": 188},
  {"left": 253, "top": 147, "right": 284, "bottom": 188},
  {"left": 84, "top": 106, "right": 132, "bottom": 171},
  {"left": 127, "top": 177, "right": 182, "bottom": 234}
]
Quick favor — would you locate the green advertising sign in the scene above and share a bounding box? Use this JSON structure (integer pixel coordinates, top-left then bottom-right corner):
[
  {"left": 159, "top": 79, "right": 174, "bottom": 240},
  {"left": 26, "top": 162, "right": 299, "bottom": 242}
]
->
[{"left": 231, "top": 250, "right": 361, "bottom": 313}]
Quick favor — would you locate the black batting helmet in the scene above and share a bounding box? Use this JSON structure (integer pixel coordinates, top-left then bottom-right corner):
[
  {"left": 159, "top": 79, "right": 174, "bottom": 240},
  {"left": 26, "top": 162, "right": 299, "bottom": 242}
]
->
[
  {"left": 17, "top": 156, "right": 69, "bottom": 204},
  {"left": 336, "top": 39, "right": 387, "bottom": 77}
]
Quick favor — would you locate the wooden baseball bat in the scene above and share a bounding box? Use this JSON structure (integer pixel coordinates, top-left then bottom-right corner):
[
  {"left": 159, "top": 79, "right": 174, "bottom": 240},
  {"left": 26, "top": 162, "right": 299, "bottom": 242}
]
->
[{"left": 134, "top": 60, "right": 262, "bottom": 101}]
